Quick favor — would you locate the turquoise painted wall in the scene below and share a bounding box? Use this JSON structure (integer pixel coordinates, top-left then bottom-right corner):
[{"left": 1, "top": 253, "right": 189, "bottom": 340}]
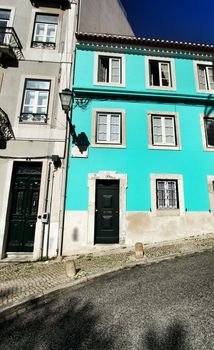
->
[{"left": 66, "top": 48, "right": 214, "bottom": 212}]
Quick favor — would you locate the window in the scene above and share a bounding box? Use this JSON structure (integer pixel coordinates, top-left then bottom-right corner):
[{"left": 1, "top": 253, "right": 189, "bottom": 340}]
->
[
  {"left": 32, "top": 14, "right": 58, "bottom": 49},
  {"left": 152, "top": 115, "right": 176, "bottom": 146},
  {"left": 94, "top": 52, "right": 125, "bottom": 86},
  {"left": 91, "top": 108, "right": 126, "bottom": 148},
  {"left": 148, "top": 112, "right": 181, "bottom": 150},
  {"left": 146, "top": 57, "right": 176, "bottom": 90},
  {"left": 96, "top": 112, "right": 121, "bottom": 144},
  {"left": 204, "top": 117, "right": 214, "bottom": 147},
  {"left": 0, "top": 9, "right": 10, "bottom": 44},
  {"left": 197, "top": 64, "right": 214, "bottom": 91},
  {"left": 20, "top": 79, "right": 51, "bottom": 123},
  {"left": 156, "top": 180, "right": 179, "bottom": 209},
  {"left": 150, "top": 174, "right": 184, "bottom": 215},
  {"left": 98, "top": 56, "right": 121, "bottom": 84}
]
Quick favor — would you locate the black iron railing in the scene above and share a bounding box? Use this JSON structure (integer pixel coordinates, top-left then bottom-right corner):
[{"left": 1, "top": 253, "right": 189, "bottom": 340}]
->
[
  {"left": 31, "top": 40, "right": 56, "bottom": 49},
  {"left": 19, "top": 113, "right": 47, "bottom": 123},
  {"left": 0, "top": 26, "right": 23, "bottom": 60},
  {"left": 0, "top": 108, "right": 15, "bottom": 141}
]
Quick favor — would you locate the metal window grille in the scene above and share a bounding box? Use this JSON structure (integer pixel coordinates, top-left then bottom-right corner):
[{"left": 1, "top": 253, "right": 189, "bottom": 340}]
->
[{"left": 156, "top": 180, "right": 178, "bottom": 209}]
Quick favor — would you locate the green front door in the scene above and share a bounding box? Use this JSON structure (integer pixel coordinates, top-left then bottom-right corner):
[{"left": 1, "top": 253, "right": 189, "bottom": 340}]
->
[{"left": 7, "top": 163, "right": 42, "bottom": 252}]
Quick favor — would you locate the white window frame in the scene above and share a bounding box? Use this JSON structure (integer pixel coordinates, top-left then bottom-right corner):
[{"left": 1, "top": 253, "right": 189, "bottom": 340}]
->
[
  {"left": 150, "top": 174, "right": 185, "bottom": 216},
  {"left": 148, "top": 111, "right": 181, "bottom": 150},
  {"left": 32, "top": 13, "right": 58, "bottom": 48},
  {"left": 194, "top": 60, "right": 214, "bottom": 93},
  {"left": 94, "top": 52, "right": 126, "bottom": 87},
  {"left": 96, "top": 112, "right": 121, "bottom": 144},
  {"left": 145, "top": 56, "right": 176, "bottom": 91},
  {"left": 91, "top": 108, "right": 126, "bottom": 148},
  {"left": 156, "top": 180, "right": 178, "bottom": 210}
]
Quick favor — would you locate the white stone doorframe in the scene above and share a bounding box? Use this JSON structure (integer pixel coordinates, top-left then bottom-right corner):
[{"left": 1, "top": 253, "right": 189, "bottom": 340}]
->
[{"left": 87, "top": 171, "right": 128, "bottom": 245}]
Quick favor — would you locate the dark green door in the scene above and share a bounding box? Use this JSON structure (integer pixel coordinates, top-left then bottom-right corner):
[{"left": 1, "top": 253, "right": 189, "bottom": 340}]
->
[
  {"left": 7, "top": 163, "right": 42, "bottom": 252},
  {"left": 95, "top": 180, "right": 119, "bottom": 244}
]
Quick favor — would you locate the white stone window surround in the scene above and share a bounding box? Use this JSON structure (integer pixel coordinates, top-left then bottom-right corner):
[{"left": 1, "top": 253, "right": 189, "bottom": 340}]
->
[
  {"left": 25, "top": 7, "right": 63, "bottom": 53},
  {"left": 91, "top": 108, "right": 126, "bottom": 148},
  {"left": 148, "top": 111, "right": 181, "bottom": 150},
  {"left": 207, "top": 176, "right": 214, "bottom": 213},
  {"left": 200, "top": 113, "right": 214, "bottom": 151},
  {"left": 145, "top": 56, "right": 176, "bottom": 91},
  {"left": 13, "top": 74, "right": 55, "bottom": 132},
  {"left": 194, "top": 60, "right": 214, "bottom": 93},
  {"left": 150, "top": 174, "right": 185, "bottom": 216},
  {"left": 87, "top": 171, "right": 128, "bottom": 245},
  {"left": 94, "top": 51, "right": 126, "bottom": 87}
]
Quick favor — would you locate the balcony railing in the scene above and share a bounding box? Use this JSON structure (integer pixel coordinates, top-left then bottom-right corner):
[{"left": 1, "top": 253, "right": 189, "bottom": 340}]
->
[
  {"left": 0, "top": 26, "right": 23, "bottom": 63},
  {"left": 0, "top": 108, "right": 15, "bottom": 141},
  {"left": 30, "top": 0, "right": 70, "bottom": 9},
  {"left": 19, "top": 113, "right": 47, "bottom": 123}
]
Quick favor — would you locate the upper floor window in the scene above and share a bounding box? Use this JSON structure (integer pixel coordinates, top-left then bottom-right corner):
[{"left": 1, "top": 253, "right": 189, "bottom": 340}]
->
[
  {"left": 0, "top": 9, "right": 11, "bottom": 44},
  {"left": 197, "top": 64, "right": 214, "bottom": 91},
  {"left": 146, "top": 57, "right": 176, "bottom": 90},
  {"left": 96, "top": 112, "right": 121, "bottom": 144},
  {"left": 32, "top": 14, "right": 58, "bottom": 49},
  {"left": 148, "top": 111, "right": 181, "bottom": 150},
  {"left": 20, "top": 79, "right": 51, "bottom": 123},
  {"left": 204, "top": 116, "right": 214, "bottom": 147},
  {"left": 156, "top": 180, "right": 179, "bottom": 210},
  {"left": 94, "top": 52, "right": 125, "bottom": 87}
]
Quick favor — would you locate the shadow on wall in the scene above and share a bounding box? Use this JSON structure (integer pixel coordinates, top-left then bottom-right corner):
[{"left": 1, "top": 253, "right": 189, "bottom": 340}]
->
[{"left": 144, "top": 320, "right": 189, "bottom": 350}]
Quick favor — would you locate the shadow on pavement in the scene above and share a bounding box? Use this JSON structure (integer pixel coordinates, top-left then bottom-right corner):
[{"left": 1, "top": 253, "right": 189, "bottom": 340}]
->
[
  {"left": 144, "top": 320, "right": 189, "bottom": 350},
  {"left": 0, "top": 296, "right": 114, "bottom": 350}
]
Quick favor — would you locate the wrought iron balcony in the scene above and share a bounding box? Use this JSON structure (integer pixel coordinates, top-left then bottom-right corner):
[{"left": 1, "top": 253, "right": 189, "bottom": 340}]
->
[
  {"left": 19, "top": 113, "right": 47, "bottom": 123},
  {"left": 30, "top": 0, "right": 70, "bottom": 9},
  {"left": 0, "top": 108, "right": 15, "bottom": 141},
  {"left": 0, "top": 27, "right": 23, "bottom": 66}
]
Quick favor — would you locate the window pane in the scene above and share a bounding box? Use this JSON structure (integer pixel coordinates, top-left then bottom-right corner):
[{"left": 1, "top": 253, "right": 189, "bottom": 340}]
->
[
  {"left": 165, "top": 117, "right": 175, "bottom": 145},
  {"left": 97, "top": 114, "right": 107, "bottom": 141},
  {"left": 24, "top": 91, "right": 36, "bottom": 106},
  {"left": 0, "top": 9, "right": 10, "bottom": 20},
  {"left": 36, "top": 14, "right": 58, "bottom": 24},
  {"left": 110, "top": 114, "right": 120, "bottom": 142},
  {"left": 111, "top": 58, "right": 120, "bottom": 83},
  {"left": 26, "top": 80, "right": 50, "bottom": 90},
  {"left": 37, "top": 92, "right": 48, "bottom": 107},
  {"left": 205, "top": 119, "right": 214, "bottom": 146},
  {"left": 149, "top": 60, "right": 159, "bottom": 86},
  {"left": 152, "top": 116, "right": 162, "bottom": 144},
  {"left": 207, "top": 67, "right": 214, "bottom": 90},
  {"left": 198, "top": 66, "right": 207, "bottom": 90},
  {"left": 98, "top": 57, "right": 109, "bottom": 82},
  {"left": 161, "top": 63, "right": 170, "bottom": 87}
]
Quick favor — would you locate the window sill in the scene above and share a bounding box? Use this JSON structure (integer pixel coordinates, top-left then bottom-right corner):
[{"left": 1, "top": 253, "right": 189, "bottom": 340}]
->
[
  {"left": 91, "top": 143, "right": 126, "bottom": 149},
  {"left": 147, "top": 85, "right": 176, "bottom": 91},
  {"left": 148, "top": 145, "right": 181, "bottom": 150},
  {"left": 94, "top": 81, "right": 126, "bottom": 88}
]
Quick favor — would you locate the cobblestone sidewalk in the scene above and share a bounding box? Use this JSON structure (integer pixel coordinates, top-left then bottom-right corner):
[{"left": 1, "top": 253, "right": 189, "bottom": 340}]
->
[{"left": 0, "top": 234, "right": 213, "bottom": 313}]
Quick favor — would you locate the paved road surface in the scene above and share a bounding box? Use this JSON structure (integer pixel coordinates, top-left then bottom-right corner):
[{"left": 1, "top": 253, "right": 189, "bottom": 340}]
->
[{"left": 0, "top": 251, "right": 213, "bottom": 350}]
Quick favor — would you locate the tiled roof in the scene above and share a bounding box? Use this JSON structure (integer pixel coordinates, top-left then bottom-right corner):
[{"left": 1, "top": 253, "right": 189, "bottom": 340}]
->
[{"left": 76, "top": 32, "right": 214, "bottom": 53}]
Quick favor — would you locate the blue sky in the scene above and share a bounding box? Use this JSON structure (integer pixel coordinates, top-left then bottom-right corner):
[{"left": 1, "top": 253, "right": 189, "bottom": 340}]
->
[{"left": 120, "top": 0, "right": 214, "bottom": 44}]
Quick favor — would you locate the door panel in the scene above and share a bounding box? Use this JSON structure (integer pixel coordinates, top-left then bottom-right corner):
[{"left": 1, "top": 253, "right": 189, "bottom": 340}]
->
[
  {"left": 7, "top": 163, "right": 42, "bottom": 252},
  {"left": 95, "top": 180, "right": 119, "bottom": 244}
]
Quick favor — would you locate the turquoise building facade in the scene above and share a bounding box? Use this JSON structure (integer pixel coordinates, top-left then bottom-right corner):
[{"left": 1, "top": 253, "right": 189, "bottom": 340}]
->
[{"left": 63, "top": 33, "right": 214, "bottom": 254}]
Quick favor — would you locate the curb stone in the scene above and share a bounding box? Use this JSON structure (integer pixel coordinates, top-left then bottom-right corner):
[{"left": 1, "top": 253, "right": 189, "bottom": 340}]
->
[{"left": 0, "top": 245, "right": 213, "bottom": 323}]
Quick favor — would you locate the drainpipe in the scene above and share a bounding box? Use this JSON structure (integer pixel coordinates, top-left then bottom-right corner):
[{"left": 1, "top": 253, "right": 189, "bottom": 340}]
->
[
  {"left": 40, "top": 161, "right": 51, "bottom": 260},
  {"left": 46, "top": 166, "right": 56, "bottom": 260}
]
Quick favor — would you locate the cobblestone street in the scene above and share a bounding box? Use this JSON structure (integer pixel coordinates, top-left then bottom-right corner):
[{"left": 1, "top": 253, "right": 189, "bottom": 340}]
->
[{"left": 0, "top": 234, "right": 213, "bottom": 315}]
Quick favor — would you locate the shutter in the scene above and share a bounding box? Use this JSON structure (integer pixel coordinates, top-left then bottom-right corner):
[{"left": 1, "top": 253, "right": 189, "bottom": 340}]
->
[
  {"left": 110, "top": 114, "right": 120, "bottom": 143},
  {"left": 164, "top": 117, "right": 175, "bottom": 145},
  {"left": 160, "top": 62, "right": 171, "bottom": 87},
  {"left": 152, "top": 116, "right": 163, "bottom": 144},
  {"left": 97, "top": 113, "right": 108, "bottom": 142},
  {"left": 110, "top": 58, "right": 121, "bottom": 83},
  {"left": 198, "top": 65, "right": 206, "bottom": 90}
]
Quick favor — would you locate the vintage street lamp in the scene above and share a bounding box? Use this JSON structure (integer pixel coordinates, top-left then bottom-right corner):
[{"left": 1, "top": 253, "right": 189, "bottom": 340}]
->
[{"left": 59, "top": 88, "right": 77, "bottom": 143}]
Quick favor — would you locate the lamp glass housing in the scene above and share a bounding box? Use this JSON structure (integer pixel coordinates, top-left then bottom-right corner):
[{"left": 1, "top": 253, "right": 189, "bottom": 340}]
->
[{"left": 59, "top": 88, "right": 73, "bottom": 113}]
